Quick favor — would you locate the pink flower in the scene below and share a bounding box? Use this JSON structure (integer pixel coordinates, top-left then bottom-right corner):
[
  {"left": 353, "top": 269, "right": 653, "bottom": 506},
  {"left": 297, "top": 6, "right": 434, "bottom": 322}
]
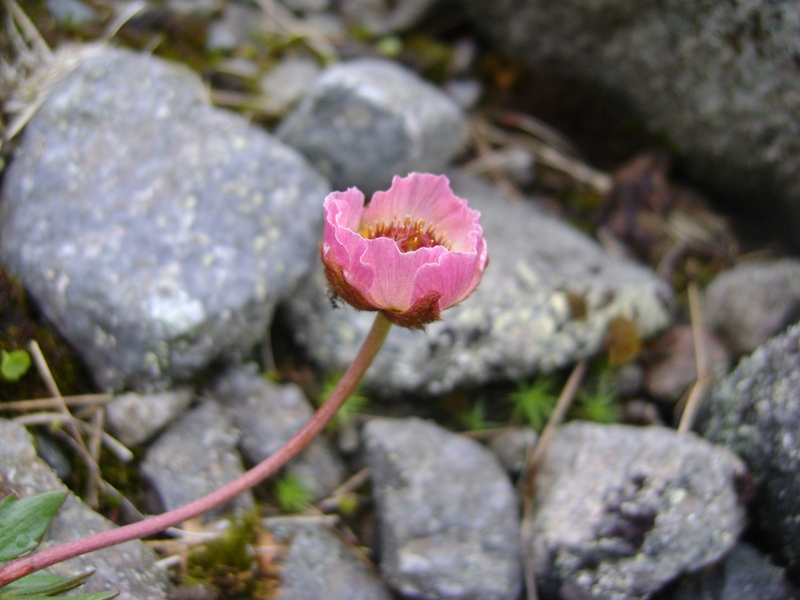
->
[{"left": 321, "top": 173, "right": 488, "bottom": 329}]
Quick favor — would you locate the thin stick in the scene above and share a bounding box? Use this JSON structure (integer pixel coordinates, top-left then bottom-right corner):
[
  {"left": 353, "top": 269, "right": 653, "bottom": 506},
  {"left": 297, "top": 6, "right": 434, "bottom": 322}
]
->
[
  {"left": 0, "top": 393, "right": 113, "bottom": 412},
  {"left": 518, "top": 361, "right": 587, "bottom": 600},
  {"left": 12, "top": 412, "right": 134, "bottom": 463},
  {"left": 0, "top": 313, "right": 392, "bottom": 587},
  {"left": 678, "top": 283, "right": 711, "bottom": 434},
  {"left": 315, "top": 468, "right": 370, "bottom": 512},
  {"left": 27, "top": 341, "right": 89, "bottom": 456}
]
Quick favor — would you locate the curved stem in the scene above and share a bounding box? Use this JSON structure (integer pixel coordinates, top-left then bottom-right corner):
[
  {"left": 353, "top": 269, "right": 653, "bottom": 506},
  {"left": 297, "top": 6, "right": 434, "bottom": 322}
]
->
[{"left": 0, "top": 313, "right": 392, "bottom": 587}]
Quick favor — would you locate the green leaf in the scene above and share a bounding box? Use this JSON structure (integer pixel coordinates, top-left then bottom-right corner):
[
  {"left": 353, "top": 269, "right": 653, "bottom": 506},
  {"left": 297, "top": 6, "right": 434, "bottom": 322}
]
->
[
  {"left": 0, "top": 350, "right": 31, "bottom": 382},
  {"left": 0, "top": 491, "right": 67, "bottom": 561},
  {"left": 1, "top": 570, "right": 92, "bottom": 596}
]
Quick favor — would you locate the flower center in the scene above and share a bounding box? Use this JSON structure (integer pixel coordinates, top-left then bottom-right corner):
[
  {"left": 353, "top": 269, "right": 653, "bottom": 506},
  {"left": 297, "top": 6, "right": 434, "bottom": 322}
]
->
[{"left": 360, "top": 216, "right": 451, "bottom": 252}]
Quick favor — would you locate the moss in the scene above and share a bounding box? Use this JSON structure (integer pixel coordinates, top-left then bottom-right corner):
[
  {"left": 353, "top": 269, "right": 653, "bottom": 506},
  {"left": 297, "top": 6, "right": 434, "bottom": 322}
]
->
[
  {"left": 184, "top": 514, "right": 280, "bottom": 600},
  {"left": 0, "top": 265, "right": 93, "bottom": 402}
]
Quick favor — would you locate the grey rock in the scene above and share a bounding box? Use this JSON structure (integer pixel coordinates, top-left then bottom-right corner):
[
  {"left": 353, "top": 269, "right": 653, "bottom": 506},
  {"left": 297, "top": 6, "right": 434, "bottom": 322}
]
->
[
  {"left": 277, "top": 58, "right": 465, "bottom": 195},
  {"left": 530, "top": 422, "right": 747, "bottom": 600},
  {"left": 281, "top": 0, "right": 330, "bottom": 13},
  {"left": 488, "top": 427, "right": 538, "bottom": 475},
  {"left": 462, "top": 0, "right": 800, "bottom": 247},
  {"left": 206, "top": 2, "right": 261, "bottom": 52},
  {"left": 340, "top": 0, "right": 440, "bottom": 34},
  {"left": 263, "top": 516, "right": 392, "bottom": 600},
  {"left": 141, "top": 400, "right": 253, "bottom": 519},
  {"left": 698, "top": 321, "right": 800, "bottom": 578},
  {"left": 705, "top": 259, "right": 800, "bottom": 355},
  {"left": 166, "top": 0, "right": 224, "bottom": 18},
  {"left": 46, "top": 0, "right": 98, "bottom": 24},
  {"left": 33, "top": 433, "right": 72, "bottom": 481},
  {"left": 259, "top": 58, "right": 322, "bottom": 113},
  {"left": 282, "top": 170, "right": 672, "bottom": 396},
  {"left": 211, "top": 364, "right": 345, "bottom": 501},
  {"left": 105, "top": 388, "right": 193, "bottom": 448},
  {"left": 364, "top": 417, "right": 522, "bottom": 600},
  {"left": 0, "top": 419, "right": 169, "bottom": 600},
  {"left": 0, "top": 45, "right": 329, "bottom": 391},
  {"left": 672, "top": 543, "right": 798, "bottom": 600},
  {"left": 643, "top": 326, "right": 730, "bottom": 404}
]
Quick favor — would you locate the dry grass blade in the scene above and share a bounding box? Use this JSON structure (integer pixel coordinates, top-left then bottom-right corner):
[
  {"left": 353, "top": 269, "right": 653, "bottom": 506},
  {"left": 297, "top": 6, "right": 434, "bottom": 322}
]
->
[
  {"left": 3, "top": 0, "right": 51, "bottom": 60},
  {"left": 12, "top": 411, "right": 134, "bottom": 463},
  {"left": 0, "top": 393, "right": 112, "bottom": 411},
  {"left": 472, "top": 116, "right": 613, "bottom": 194},
  {"left": 518, "top": 360, "right": 587, "bottom": 600},
  {"left": 466, "top": 118, "right": 523, "bottom": 198},
  {"left": 27, "top": 340, "right": 91, "bottom": 457},
  {"left": 315, "top": 467, "right": 370, "bottom": 512},
  {"left": 253, "top": 0, "right": 339, "bottom": 64},
  {"left": 678, "top": 283, "right": 712, "bottom": 434},
  {"left": 494, "top": 109, "right": 582, "bottom": 159}
]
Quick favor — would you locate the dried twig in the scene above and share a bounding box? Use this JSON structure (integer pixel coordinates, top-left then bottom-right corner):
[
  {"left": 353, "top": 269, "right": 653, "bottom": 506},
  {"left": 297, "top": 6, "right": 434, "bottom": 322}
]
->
[
  {"left": 474, "top": 117, "right": 614, "bottom": 194},
  {"left": 0, "top": 393, "right": 112, "bottom": 411},
  {"left": 316, "top": 467, "right": 370, "bottom": 513},
  {"left": 518, "top": 361, "right": 587, "bottom": 600},
  {"left": 13, "top": 412, "right": 134, "bottom": 463},
  {"left": 27, "top": 340, "right": 90, "bottom": 455},
  {"left": 677, "top": 283, "right": 712, "bottom": 433}
]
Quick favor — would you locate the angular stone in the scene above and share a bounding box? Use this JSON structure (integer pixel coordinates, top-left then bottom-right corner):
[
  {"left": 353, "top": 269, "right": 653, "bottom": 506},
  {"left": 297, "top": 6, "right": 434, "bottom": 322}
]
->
[
  {"left": 529, "top": 422, "right": 748, "bottom": 600},
  {"left": 705, "top": 259, "right": 800, "bottom": 355},
  {"left": 263, "top": 516, "right": 392, "bottom": 600},
  {"left": 672, "top": 543, "right": 798, "bottom": 600},
  {"left": 364, "top": 417, "right": 522, "bottom": 600},
  {"left": 698, "top": 321, "right": 800, "bottom": 578},
  {"left": 211, "top": 365, "right": 345, "bottom": 501},
  {"left": 0, "top": 46, "right": 329, "bottom": 391},
  {"left": 105, "top": 388, "right": 193, "bottom": 448},
  {"left": 141, "top": 400, "right": 253, "bottom": 519},
  {"left": 282, "top": 170, "right": 672, "bottom": 395},
  {"left": 0, "top": 419, "right": 169, "bottom": 600},
  {"left": 278, "top": 58, "right": 465, "bottom": 195}
]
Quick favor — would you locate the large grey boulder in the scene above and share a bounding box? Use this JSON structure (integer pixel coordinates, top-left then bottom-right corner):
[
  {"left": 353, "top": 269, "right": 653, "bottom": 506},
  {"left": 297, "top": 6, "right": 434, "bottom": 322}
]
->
[
  {"left": 0, "top": 45, "right": 329, "bottom": 391},
  {"left": 530, "top": 422, "right": 747, "bottom": 600},
  {"left": 698, "top": 321, "right": 800, "bottom": 579},
  {"left": 282, "top": 170, "right": 672, "bottom": 395},
  {"left": 363, "top": 417, "right": 522, "bottom": 600},
  {"left": 277, "top": 58, "right": 465, "bottom": 195},
  {"left": 0, "top": 419, "right": 169, "bottom": 600},
  {"left": 462, "top": 0, "right": 800, "bottom": 246}
]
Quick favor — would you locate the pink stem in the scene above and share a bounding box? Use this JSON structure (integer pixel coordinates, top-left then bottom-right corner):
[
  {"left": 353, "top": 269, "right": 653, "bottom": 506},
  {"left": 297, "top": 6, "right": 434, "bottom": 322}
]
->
[{"left": 0, "top": 313, "right": 392, "bottom": 587}]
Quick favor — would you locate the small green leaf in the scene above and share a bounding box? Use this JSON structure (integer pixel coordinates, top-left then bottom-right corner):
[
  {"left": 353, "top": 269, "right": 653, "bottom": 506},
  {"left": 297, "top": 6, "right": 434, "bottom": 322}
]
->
[
  {"left": 1, "top": 570, "right": 92, "bottom": 596},
  {"left": 1, "top": 350, "right": 31, "bottom": 382},
  {"left": 0, "top": 491, "right": 67, "bottom": 561}
]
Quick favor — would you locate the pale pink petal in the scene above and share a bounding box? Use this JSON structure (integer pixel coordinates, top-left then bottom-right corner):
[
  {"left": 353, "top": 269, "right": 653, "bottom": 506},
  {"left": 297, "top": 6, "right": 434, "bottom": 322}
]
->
[
  {"left": 363, "top": 173, "right": 482, "bottom": 252},
  {"left": 410, "top": 251, "right": 483, "bottom": 310},
  {"left": 326, "top": 188, "right": 366, "bottom": 232},
  {"left": 324, "top": 190, "right": 375, "bottom": 293},
  {"left": 357, "top": 238, "right": 449, "bottom": 311}
]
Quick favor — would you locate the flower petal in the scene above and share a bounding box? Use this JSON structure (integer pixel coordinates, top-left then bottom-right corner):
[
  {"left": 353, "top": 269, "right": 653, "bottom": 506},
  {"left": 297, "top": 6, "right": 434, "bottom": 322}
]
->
[
  {"left": 363, "top": 173, "right": 482, "bottom": 252},
  {"left": 358, "top": 238, "right": 449, "bottom": 311}
]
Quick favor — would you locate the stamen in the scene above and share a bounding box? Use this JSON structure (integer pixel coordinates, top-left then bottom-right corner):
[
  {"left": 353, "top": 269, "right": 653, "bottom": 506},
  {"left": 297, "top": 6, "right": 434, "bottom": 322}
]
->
[{"left": 360, "top": 215, "right": 451, "bottom": 252}]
